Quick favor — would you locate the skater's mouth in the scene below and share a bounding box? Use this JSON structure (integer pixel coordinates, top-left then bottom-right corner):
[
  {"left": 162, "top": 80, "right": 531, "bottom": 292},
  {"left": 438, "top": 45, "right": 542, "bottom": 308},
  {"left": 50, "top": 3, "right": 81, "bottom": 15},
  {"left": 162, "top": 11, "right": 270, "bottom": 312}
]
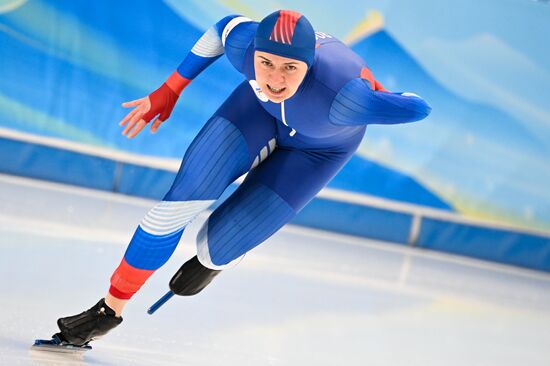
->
[{"left": 266, "top": 84, "right": 286, "bottom": 95}]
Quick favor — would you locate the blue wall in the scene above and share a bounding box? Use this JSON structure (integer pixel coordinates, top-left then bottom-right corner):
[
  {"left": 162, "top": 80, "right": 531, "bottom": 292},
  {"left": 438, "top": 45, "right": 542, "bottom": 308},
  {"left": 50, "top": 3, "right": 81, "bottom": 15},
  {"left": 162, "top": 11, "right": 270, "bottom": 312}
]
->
[{"left": 3, "top": 136, "right": 548, "bottom": 272}]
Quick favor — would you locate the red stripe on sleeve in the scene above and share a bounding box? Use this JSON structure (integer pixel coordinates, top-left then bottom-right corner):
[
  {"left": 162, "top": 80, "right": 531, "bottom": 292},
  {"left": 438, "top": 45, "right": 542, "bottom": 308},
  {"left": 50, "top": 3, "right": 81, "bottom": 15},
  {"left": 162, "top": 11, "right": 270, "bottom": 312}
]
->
[
  {"left": 360, "top": 67, "right": 376, "bottom": 90},
  {"left": 166, "top": 71, "right": 191, "bottom": 96},
  {"left": 374, "top": 80, "right": 389, "bottom": 92},
  {"left": 360, "top": 67, "right": 390, "bottom": 92}
]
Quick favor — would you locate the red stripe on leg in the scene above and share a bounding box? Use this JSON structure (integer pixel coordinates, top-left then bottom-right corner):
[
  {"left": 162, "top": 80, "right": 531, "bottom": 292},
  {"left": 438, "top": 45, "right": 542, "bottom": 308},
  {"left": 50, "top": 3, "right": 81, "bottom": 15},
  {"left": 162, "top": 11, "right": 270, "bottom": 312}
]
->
[
  {"left": 109, "top": 258, "right": 155, "bottom": 299},
  {"left": 108, "top": 285, "right": 133, "bottom": 300}
]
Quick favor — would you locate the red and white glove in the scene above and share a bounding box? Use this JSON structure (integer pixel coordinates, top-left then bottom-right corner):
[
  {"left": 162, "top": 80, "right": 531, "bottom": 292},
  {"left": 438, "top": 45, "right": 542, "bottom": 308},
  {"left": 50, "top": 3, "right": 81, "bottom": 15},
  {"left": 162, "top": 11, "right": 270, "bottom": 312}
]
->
[
  {"left": 142, "top": 71, "right": 189, "bottom": 122},
  {"left": 119, "top": 71, "right": 191, "bottom": 138}
]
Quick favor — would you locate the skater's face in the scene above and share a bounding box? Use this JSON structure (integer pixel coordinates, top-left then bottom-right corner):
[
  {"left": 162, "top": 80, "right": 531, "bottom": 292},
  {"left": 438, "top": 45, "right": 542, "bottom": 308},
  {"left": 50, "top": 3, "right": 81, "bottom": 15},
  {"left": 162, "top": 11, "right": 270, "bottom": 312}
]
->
[{"left": 254, "top": 51, "right": 308, "bottom": 103}]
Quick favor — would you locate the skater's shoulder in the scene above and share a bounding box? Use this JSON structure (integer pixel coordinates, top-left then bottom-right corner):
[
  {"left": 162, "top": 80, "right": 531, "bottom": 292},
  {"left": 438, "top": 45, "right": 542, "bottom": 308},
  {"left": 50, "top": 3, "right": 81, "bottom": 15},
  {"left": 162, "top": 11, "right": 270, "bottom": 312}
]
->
[
  {"left": 311, "top": 33, "right": 366, "bottom": 93},
  {"left": 222, "top": 17, "right": 258, "bottom": 74}
]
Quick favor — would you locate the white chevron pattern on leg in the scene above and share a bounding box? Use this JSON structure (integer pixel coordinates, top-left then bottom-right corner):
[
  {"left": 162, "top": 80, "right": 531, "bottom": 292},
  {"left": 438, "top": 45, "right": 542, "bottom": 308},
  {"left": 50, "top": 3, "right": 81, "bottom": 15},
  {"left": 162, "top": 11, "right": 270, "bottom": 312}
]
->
[{"left": 140, "top": 200, "right": 215, "bottom": 236}]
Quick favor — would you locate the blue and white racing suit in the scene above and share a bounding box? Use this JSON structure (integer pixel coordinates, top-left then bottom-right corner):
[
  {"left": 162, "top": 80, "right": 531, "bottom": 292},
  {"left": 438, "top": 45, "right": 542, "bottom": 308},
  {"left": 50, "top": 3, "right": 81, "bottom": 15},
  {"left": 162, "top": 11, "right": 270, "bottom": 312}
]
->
[{"left": 109, "top": 15, "right": 431, "bottom": 299}]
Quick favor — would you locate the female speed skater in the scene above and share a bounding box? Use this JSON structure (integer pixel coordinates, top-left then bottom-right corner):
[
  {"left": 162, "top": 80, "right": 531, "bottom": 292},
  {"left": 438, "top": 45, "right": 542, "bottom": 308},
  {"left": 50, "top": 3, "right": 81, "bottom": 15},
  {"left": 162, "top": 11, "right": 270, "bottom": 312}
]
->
[{"left": 44, "top": 10, "right": 431, "bottom": 348}]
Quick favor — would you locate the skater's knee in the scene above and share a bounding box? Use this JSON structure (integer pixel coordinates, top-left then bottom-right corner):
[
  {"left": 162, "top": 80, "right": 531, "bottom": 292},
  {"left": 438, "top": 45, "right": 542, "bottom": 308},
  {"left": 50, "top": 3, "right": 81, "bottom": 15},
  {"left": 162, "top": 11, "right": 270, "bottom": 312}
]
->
[
  {"left": 201, "top": 183, "right": 295, "bottom": 265},
  {"left": 140, "top": 200, "right": 213, "bottom": 237},
  {"left": 195, "top": 218, "right": 245, "bottom": 270}
]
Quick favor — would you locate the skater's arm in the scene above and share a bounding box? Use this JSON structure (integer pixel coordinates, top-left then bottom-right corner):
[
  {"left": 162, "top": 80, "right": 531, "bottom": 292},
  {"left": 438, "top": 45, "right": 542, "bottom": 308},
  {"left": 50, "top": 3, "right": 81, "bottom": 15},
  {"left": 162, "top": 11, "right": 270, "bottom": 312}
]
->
[
  {"left": 119, "top": 15, "right": 255, "bottom": 138},
  {"left": 176, "top": 15, "right": 255, "bottom": 78},
  {"left": 329, "top": 67, "right": 432, "bottom": 126}
]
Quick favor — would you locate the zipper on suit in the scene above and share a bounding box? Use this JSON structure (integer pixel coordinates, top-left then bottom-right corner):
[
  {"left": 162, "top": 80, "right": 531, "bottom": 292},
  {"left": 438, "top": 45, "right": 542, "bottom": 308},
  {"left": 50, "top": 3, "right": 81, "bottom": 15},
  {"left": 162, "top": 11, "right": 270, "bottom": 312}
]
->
[{"left": 281, "top": 101, "right": 296, "bottom": 136}]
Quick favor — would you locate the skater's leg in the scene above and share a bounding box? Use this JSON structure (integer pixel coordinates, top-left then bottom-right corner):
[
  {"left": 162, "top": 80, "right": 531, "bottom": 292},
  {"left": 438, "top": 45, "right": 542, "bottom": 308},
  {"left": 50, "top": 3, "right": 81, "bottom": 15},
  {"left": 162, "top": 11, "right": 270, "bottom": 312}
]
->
[
  {"left": 195, "top": 145, "right": 358, "bottom": 268},
  {"left": 104, "top": 294, "right": 127, "bottom": 317},
  {"left": 107, "top": 82, "right": 277, "bottom": 309},
  {"left": 54, "top": 83, "right": 277, "bottom": 346}
]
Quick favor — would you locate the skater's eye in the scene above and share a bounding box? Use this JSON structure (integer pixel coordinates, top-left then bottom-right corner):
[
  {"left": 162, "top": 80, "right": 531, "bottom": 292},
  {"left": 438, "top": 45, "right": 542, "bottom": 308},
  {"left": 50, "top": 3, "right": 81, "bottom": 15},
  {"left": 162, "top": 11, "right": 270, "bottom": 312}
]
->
[{"left": 261, "top": 60, "right": 273, "bottom": 67}]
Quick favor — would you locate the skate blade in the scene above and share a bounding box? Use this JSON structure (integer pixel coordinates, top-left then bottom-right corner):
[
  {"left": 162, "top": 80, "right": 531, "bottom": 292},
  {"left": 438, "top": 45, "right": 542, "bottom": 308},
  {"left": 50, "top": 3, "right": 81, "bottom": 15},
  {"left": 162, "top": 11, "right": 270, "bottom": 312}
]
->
[{"left": 31, "top": 338, "right": 92, "bottom": 354}]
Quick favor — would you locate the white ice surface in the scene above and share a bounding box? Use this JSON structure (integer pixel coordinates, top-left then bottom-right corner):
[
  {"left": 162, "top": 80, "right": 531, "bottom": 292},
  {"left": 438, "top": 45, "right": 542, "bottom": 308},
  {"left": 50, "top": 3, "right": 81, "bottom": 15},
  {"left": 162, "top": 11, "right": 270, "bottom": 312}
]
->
[{"left": 0, "top": 173, "right": 549, "bottom": 366}]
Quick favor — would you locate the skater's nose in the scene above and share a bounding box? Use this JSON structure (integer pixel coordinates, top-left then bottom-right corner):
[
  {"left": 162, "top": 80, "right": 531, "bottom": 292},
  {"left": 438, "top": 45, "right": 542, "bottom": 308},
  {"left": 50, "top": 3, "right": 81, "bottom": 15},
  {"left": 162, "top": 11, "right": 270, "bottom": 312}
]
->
[{"left": 268, "top": 70, "right": 285, "bottom": 85}]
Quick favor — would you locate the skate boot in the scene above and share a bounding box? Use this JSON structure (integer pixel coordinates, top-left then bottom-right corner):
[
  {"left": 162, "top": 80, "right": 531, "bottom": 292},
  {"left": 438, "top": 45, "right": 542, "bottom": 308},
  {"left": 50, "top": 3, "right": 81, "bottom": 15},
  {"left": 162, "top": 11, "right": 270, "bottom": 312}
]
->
[
  {"left": 56, "top": 298, "right": 123, "bottom": 346},
  {"left": 148, "top": 256, "right": 222, "bottom": 314},
  {"left": 170, "top": 255, "right": 222, "bottom": 296}
]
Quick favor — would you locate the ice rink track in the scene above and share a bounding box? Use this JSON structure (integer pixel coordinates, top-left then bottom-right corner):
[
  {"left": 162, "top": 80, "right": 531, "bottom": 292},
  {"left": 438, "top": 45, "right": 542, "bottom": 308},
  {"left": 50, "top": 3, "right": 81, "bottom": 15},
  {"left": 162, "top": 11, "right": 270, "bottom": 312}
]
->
[{"left": 1, "top": 173, "right": 549, "bottom": 366}]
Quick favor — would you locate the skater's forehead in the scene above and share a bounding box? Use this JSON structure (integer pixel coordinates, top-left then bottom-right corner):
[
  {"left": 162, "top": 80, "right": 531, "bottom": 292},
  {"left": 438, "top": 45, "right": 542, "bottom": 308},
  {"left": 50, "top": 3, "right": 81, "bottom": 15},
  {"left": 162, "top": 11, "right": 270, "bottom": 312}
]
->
[{"left": 255, "top": 51, "right": 307, "bottom": 66}]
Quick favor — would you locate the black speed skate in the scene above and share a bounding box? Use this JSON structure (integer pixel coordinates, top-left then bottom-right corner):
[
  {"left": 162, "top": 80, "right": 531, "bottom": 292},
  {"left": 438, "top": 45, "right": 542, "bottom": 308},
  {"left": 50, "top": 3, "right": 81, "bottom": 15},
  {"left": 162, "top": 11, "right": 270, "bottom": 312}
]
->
[
  {"left": 148, "top": 255, "right": 222, "bottom": 314},
  {"left": 169, "top": 255, "right": 222, "bottom": 296},
  {"left": 32, "top": 298, "right": 122, "bottom": 353},
  {"left": 57, "top": 298, "right": 123, "bottom": 345}
]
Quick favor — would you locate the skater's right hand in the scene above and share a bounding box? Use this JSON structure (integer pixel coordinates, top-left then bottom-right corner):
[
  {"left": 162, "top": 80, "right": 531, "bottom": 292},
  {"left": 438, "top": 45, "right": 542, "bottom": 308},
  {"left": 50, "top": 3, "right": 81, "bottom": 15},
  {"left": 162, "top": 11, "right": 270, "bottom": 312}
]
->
[
  {"left": 119, "top": 71, "right": 190, "bottom": 138},
  {"left": 119, "top": 83, "right": 179, "bottom": 139}
]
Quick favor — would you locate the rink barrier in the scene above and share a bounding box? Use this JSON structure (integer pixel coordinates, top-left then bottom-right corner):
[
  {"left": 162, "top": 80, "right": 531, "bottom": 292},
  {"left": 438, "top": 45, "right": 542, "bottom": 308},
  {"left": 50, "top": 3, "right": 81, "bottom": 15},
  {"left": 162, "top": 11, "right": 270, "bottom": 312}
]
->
[{"left": 1, "top": 128, "right": 549, "bottom": 272}]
